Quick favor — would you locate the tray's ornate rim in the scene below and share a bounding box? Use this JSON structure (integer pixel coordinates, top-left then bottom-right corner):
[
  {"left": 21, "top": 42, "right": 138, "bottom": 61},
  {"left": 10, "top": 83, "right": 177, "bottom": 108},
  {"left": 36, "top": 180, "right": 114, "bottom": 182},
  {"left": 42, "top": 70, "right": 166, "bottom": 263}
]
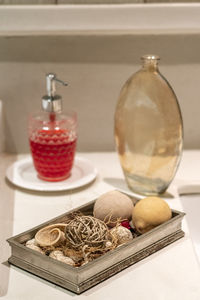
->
[
  {"left": 8, "top": 229, "right": 184, "bottom": 294},
  {"left": 7, "top": 199, "right": 185, "bottom": 272},
  {"left": 7, "top": 198, "right": 185, "bottom": 294}
]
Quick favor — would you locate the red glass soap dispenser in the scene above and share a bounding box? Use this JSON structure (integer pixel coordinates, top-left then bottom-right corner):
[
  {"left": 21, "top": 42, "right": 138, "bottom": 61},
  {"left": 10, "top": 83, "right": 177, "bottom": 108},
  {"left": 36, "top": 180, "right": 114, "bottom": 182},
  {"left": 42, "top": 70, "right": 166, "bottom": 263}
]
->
[{"left": 29, "top": 73, "right": 77, "bottom": 182}]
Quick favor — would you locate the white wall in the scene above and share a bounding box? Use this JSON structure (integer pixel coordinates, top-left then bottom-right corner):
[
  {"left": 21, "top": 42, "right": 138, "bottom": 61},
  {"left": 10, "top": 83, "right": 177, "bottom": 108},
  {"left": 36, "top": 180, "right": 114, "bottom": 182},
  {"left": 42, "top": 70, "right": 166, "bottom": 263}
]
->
[{"left": 0, "top": 34, "right": 200, "bottom": 153}]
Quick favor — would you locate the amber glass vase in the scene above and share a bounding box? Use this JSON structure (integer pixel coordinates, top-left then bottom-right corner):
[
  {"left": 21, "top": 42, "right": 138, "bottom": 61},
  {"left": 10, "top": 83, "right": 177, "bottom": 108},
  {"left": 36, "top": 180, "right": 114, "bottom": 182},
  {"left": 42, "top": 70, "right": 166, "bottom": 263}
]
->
[{"left": 114, "top": 55, "right": 183, "bottom": 196}]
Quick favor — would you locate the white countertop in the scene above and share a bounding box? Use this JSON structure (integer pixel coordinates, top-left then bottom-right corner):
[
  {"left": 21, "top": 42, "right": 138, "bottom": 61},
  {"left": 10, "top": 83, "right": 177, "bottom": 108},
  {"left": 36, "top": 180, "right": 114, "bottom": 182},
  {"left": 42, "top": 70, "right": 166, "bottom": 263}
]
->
[{"left": 1, "top": 151, "right": 200, "bottom": 299}]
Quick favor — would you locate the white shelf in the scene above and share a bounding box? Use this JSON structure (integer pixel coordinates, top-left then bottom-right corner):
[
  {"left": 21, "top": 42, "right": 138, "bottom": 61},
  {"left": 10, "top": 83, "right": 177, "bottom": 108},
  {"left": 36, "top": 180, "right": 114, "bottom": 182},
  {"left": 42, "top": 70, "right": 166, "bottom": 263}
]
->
[{"left": 1, "top": 3, "right": 200, "bottom": 36}]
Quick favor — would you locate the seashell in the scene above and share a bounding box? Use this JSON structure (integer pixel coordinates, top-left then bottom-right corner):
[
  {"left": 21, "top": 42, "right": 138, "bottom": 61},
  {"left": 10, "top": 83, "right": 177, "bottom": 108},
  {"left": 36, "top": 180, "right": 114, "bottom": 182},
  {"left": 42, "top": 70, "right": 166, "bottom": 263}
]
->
[
  {"left": 110, "top": 225, "right": 133, "bottom": 246},
  {"left": 35, "top": 223, "right": 67, "bottom": 247},
  {"left": 26, "top": 238, "right": 45, "bottom": 254},
  {"left": 26, "top": 238, "right": 38, "bottom": 246},
  {"left": 49, "top": 250, "right": 75, "bottom": 266}
]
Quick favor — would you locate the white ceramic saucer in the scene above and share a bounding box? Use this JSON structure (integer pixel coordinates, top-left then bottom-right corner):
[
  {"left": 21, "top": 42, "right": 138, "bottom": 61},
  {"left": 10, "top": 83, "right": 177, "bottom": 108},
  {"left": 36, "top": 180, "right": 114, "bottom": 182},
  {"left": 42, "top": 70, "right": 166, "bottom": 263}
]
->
[{"left": 6, "top": 156, "right": 98, "bottom": 192}]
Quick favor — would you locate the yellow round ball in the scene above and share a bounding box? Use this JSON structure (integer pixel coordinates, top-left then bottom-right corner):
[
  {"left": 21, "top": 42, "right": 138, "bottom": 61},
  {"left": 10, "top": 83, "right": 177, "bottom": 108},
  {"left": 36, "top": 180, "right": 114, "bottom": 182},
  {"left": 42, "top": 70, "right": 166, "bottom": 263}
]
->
[{"left": 132, "top": 196, "right": 172, "bottom": 234}]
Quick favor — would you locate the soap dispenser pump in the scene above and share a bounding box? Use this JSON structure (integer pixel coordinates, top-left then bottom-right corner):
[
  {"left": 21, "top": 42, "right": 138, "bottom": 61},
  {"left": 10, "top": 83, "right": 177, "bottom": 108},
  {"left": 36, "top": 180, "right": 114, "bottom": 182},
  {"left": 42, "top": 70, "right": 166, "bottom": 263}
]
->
[
  {"left": 29, "top": 73, "right": 77, "bottom": 182},
  {"left": 42, "top": 73, "right": 67, "bottom": 114}
]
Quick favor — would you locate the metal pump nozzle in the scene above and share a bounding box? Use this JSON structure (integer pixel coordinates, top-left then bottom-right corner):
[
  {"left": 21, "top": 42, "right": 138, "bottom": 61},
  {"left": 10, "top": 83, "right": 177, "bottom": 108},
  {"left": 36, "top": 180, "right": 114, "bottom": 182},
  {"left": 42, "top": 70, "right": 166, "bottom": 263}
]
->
[{"left": 42, "top": 73, "right": 68, "bottom": 113}]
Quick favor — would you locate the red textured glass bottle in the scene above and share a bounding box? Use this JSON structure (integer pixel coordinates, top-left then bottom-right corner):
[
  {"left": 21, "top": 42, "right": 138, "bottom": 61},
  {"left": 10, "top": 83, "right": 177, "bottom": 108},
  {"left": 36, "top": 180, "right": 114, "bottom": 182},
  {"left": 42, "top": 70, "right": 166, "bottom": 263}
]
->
[{"left": 29, "top": 74, "right": 77, "bottom": 182}]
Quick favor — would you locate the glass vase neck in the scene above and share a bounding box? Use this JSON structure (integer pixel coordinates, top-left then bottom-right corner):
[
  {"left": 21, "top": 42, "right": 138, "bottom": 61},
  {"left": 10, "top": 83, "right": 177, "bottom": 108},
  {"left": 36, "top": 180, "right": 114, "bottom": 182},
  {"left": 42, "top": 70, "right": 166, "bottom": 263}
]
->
[{"left": 141, "top": 54, "right": 160, "bottom": 71}]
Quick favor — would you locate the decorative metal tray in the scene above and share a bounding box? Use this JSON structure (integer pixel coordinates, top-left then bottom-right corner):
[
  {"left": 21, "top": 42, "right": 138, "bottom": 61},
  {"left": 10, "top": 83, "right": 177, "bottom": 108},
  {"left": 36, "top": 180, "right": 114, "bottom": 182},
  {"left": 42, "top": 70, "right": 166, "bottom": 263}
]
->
[{"left": 7, "top": 199, "right": 185, "bottom": 294}]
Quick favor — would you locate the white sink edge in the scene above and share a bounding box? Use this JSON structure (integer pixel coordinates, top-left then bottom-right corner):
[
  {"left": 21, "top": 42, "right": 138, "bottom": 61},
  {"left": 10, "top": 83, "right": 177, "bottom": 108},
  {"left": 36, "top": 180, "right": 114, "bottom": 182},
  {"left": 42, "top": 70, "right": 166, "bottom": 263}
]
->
[
  {"left": 0, "top": 3, "right": 200, "bottom": 36},
  {"left": 180, "top": 194, "right": 200, "bottom": 265}
]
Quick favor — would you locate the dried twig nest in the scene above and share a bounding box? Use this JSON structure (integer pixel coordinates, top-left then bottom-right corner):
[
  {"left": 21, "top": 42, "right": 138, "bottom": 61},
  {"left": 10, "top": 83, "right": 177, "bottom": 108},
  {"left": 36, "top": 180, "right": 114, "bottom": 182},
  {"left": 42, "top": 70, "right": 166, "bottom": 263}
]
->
[
  {"left": 35, "top": 223, "right": 67, "bottom": 247},
  {"left": 65, "top": 215, "right": 110, "bottom": 250},
  {"left": 28, "top": 208, "right": 136, "bottom": 267}
]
